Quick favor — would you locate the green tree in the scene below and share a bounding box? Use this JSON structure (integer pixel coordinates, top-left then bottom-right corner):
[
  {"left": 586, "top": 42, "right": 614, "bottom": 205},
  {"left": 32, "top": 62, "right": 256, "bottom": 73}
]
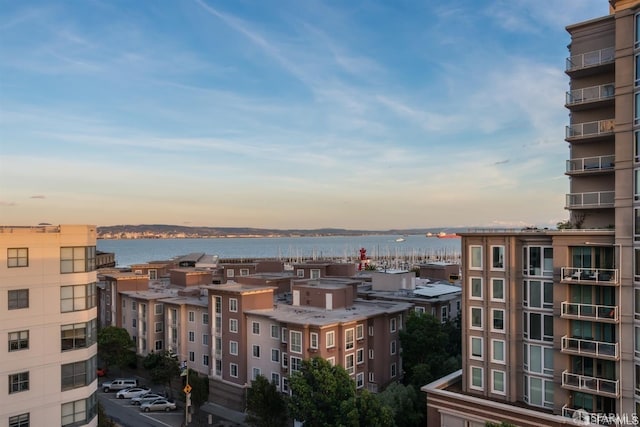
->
[
  {"left": 185, "top": 370, "right": 209, "bottom": 409},
  {"left": 289, "top": 357, "right": 358, "bottom": 427},
  {"left": 97, "top": 326, "right": 135, "bottom": 372},
  {"left": 142, "top": 350, "right": 179, "bottom": 395},
  {"left": 246, "top": 375, "right": 289, "bottom": 427},
  {"left": 378, "top": 382, "right": 423, "bottom": 427},
  {"left": 355, "top": 389, "right": 395, "bottom": 427}
]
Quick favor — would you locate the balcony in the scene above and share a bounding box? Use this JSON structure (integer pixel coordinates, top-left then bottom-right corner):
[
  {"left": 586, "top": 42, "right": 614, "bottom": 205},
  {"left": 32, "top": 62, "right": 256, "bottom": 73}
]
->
[
  {"left": 562, "top": 370, "right": 619, "bottom": 398},
  {"left": 561, "top": 301, "right": 618, "bottom": 322},
  {"left": 560, "top": 267, "right": 618, "bottom": 285},
  {"left": 561, "top": 335, "right": 619, "bottom": 360},
  {"left": 566, "top": 47, "right": 615, "bottom": 76},
  {"left": 565, "top": 191, "right": 615, "bottom": 209},
  {"left": 566, "top": 155, "right": 615, "bottom": 175},
  {"left": 566, "top": 119, "right": 615, "bottom": 141},
  {"left": 562, "top": 405, "right": 614, "bottom": 426},
  {"left": 565, "top": 83, "right": 615, "bottom": 110}
]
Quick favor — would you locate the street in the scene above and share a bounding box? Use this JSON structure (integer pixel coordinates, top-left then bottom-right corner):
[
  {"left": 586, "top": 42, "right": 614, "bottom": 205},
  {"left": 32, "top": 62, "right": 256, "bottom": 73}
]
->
[{"left": 99, "top": 389, "right": 186, "bottom": 427}]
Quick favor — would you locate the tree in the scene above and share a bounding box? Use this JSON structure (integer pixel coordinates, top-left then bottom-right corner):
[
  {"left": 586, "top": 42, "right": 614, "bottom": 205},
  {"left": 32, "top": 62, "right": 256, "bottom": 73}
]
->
[
  {"left": 142, "top": 350, "right": 179, "bottom": 395},
  {"left": 97, "top": 326, "right": 135, "bottom": 371},
  {"left": 378, "top": 382, "right": 423, "bottom": 427},
  {"left": 288, "top": 357, "right": 358, "bottom": 427},
  {"left": 355, "top": 390, "right": 395, "bottom": 427},
  {"left": 185, "top": 370, "right": 209, "bottom": 409},
  {"left": 246, "top": 375, "right": 288, "bottom": 427}
]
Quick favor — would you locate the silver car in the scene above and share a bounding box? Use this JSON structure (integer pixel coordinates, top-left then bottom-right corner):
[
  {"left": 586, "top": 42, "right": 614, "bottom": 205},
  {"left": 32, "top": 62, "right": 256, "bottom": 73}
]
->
[
  {"left": 140, "top": 399, "right": 177, "bottom": 412},
  {"left": 115, "top": 387, "right": 151, "bottom": 399},
  {"left": 131, "top": 393, "right": 165, "bottom": 406}
]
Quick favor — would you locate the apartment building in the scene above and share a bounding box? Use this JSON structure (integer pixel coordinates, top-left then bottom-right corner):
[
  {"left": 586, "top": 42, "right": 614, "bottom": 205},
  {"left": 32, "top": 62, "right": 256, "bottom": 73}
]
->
[
  {"left": 1, "top": 225, "right": 98, "bottom": 427},
  {"left": 424, "top": 2, "right": 639, "bottom": 426}
]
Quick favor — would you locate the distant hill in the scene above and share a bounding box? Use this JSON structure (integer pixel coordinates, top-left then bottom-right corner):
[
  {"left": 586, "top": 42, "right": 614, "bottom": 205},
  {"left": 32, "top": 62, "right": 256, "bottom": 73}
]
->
[{"left": 97, "top": 224, "right": 468, "bottom": 239}]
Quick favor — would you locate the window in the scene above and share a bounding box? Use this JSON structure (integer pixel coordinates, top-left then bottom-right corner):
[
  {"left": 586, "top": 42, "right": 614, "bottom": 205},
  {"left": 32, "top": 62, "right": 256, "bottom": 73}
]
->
[
  {"left": 9, "top": 413, "right": 29, "bottom": 427},
  {"left": 252, "top": 367, "right": 261, "bottom": 380},
  {"left": 229, "top": 298, "right": 238, "bottom": 312},
  {"left": 252, "top": 345, "right": 261, "bottom": 358},
  {"left": 282, "top": 377, "right": 289, "bottom": 393},
  {"left": 281, "top": 328, "right": 287, "bottom": 343},
  {"left": 60, "top": 246, "right": 96, "bottom": 273},
  {"left": 61, "top": 320, "right": 97, "bottom": 351},
  {"left": 154, "top": 304, "right": 163, "bottom": 315},
  {"left": 282, "top": 353, "right": 288, "bottom": 369},
  {"left": 310, "top": 332, "right": 318, "bottom": 349},
  {"left": 240, "top": 268, "right": 249, "bottom": 276},
  {"left": 202, "top": 334, "right": 208, "bottom": 345},
  {"left": 368, "top": 372, "right": 375, "bottom": 382},
  {"left": 188, "top": 311, "right": 195, "bottom": 322},
  {"left": 470, "top": 366, "right": 483, "bottom": 390},
  {"left": 230, "top": 363, "right": 238, "bottom": 378},
  {"left": 61, "top": 394, "right": 97, "bottom": 427},
  {"left": 415, "top": 306, "right": 425, "bottom": 314},
  {"left": 271, "top": 325, "right": 280, "bottom": 340},
  {"left": 132, "top": 318, "right": 137, "bottom": 328},
  {"left": 368, "top": 326, "right": 374, "bottom": 336},
  {"left": 230, "top": 341, "right": 238, "bottom": 355},
  {"left": 390, "top": 340, "right": 396, "bottom": 355},
  {"left": 345, "top": 354, "right": 355, "bottom": 375},
  {"left": 356, "top": 324, "right": 364, "bottom": 340},
  {"left": 188, "top": 331, "right": 195, "bottom": 342},
  {"left": 491, "top": 279, "right": 504, "bottom": 301},
  {"left": 492, "top": 339, "right": 505, "bottom": 363},
  {"left": 356, "top": 372, "right": 364, "bottom": 389},
  {"left": 61, "top": 357, "right": 96, "bottom": 391},
  {"left": 523, "top": 375, "right": 554, "bottom": 408},
  {"left": 523, "top": 280, "right": 553, "bottom": 309},
  {"left": 523, "top": 246, "right": 553, "bottom": 277},
  {"left": 215, "top": 296, "right": 222, "bottom": 314},
  {"left": 326, "top": 357, "right": 335, "bottom": 366},
  {"left": 523, "top": 344, "right": 554, "bottom": 376},
  {"left": 296, "top": 269, "right": 304, "bottom": 277},
  {"left": 132, "top": 301, "right": 137, "bottom": 311},
  {"left": 345, "top": 328, "right": 355, "bottom": 350},
  {"left": 441, "top": 305, "right": 448, "bottom": 322},
  {"left": 470, "top": 307, "right": 483, "bottom": 329},
  {"left": 310, "top": 269, "right": 320, "bottom": 279},
  {"left": 391, "top": 363, "right": 397, "bottom": 378},
  {"left": 492, "top": 370, "right": 505, "bottom": 394},
  {"left": 357, "top": 348, "right": 364, "bottom": 364},
  {"left": 390, "top": 318, "right": 397, "bottom": 333},
  {"left": 227, "top": 269, "right": 235, "bottom": 278},
  {"left": 9, "top": 372, "right": 29, "bottom": 394},
  {"left": 271, "top": 348, "right": 280, "bottom": 363},
  {"left": 326, "top": 331, "right": 335, "bottom": 348},
  {"left": 8, "top": 330, "right": 29, "bottom": 352},
  {"left": 492, "top": 309, "right": 505, "bottom": 332},
  {"left": 369, "top": 349, "right": 374, "bottom": 359},
  {"left": 203, "top": 355, "right": 209, "bottom": 366},
  {"left": 271, "top": 373, "right": 280, "bottom": 391},
  {"left": 155, "top": 322, "right": 163, "bottom": 333},
  {"left": 155, "top": 340, "right": 163, "bottom": 351},
  {"left": 491, "top": 246, "right": 505, "bottom": 269},
  {"left": 523, "top": 313, "right": 553, "bottom": 342},
  {"left": 470, "top": 246, "right": 482, "bottom": 269},
  {"left": 189, "top": 351, "right": 195, "bottom": 362},
  {"left": 252, "top": 322, "right": 260, "bottom": 335},
  {"left": 8, "top": 248, "right": 28, "bottom": 268},
  {"left": 60, "top": 283, "right": 97, "bottom": 312},
  {"left": 290, "top": 356, "right": 302, "bottom": 372},
  {"left": 471, "top": 336, "right": 483, "bottom": 359},
  {"left": 470, "top": 277, "right": 482, "bottom": 299},
  {"left": 229, "top": 319, "right": 238, "bottom": 333},
  {"left": 290, "top": 331, "right": 302, "bottom": 353},
  {"left": 8, "top": 289, "right": 29, "bottom": 310},
  {"left": 202, "top": 313, "right": 209, "bottom": 324}
]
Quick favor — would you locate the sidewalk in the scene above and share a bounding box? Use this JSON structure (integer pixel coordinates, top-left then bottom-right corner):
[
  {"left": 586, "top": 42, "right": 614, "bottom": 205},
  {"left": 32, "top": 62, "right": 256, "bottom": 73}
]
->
[{"left": 194, "top": 401, "right": 248, "bottom": 426}]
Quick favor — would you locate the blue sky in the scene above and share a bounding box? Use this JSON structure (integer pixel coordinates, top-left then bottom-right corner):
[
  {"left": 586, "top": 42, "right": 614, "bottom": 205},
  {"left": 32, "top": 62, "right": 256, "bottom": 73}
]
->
[{"left": 0, "top": 0, "right": 607, "bottom": 230}]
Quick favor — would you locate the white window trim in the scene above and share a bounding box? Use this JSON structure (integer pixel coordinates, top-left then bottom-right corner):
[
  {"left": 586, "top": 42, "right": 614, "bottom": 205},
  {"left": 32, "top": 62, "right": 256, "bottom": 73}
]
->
[
  {"left": 470, "top": 336, "right": 483, "bottom": 360},
  {"left": 491, "top": 339, "right": 506, "bottom": 364},
  {"left": 310, "top": 332, "right": 318, "bottom": 349},
  {"left": 469, "top": 277, "right": 483, "bottom": 300},
  {"left": 470, "top": 306, "right": 483, "bottom": 330},
  {"left": 470, "top": 366, "right": 484, "bottom": 390},
  {"left": 230, "top": 363, "right": 238, "bottom": 378},
  {"left": 230, "top": 341, "right": 238, "bottom": 356},
  {"left": 229, "top": 298, "right": 238, "bottom": 313},
  {"left": 326, "top": 331, "right": 335, "bottom": 349},
  {"left": 470, "top": 245, "right": 483, "bottom": 270},
  {"left": 490, "top": 245, "right": 505, "bottom": 271},
  {"left": 491, "top": 308, "right": 506, "bottom": 333},
  {"left": 490, "top": 278, "right": 505, "bottom": 302},
  {"left": 491, "top": 369, "right": 506, "bottom": 395}
]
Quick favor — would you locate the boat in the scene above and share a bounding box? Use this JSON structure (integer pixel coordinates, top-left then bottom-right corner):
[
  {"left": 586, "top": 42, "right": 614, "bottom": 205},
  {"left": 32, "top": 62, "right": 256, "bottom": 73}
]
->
[
  {"left": 395, "top": 237, "right": 406, "bottom": 242},
  {"left": 436, "top": 232, "right": 459, "bottom": 239}
]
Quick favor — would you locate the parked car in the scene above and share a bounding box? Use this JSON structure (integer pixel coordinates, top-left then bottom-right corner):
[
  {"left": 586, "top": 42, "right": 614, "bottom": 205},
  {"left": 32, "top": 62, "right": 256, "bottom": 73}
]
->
[
  {"left": 131, "top": 393, "right": 165, "bottom": 406},
  {"left": 96, "top": 367, "right": 107, "bottom": 377},
  {"left": 116, "top": 387, "right": 151, "bottom": 399},
  {"left": 101, "top": 378, "right": 138, "bottom": 392},
  {"left": 140, "top": 399, "right": 177, "bottom": 412}
]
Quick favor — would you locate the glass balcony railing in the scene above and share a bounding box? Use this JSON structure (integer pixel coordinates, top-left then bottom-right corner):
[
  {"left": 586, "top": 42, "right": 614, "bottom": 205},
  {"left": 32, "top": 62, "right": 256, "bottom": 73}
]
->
[
  {"left": 566, "top": 47, "right": 615, "bottom": 72},
  {"left": 561, "top": 301, "right": 618, "bottom": 321},
  {"left": 566, "top": 83, "right": 615, "bottom": 106},
  {"left": 566, "top": 119, "right": 615, "bottom": 140},
  {"left": 565, "top": 191, "right": 615, "bottom": 209},
  {"left": 562, "top": 370, "right": 619, "bottom": 397},
  {"left": 566, "top": 155, "right": 615, "bottom": 174},
  {"left": 561, "top": 335, "right": 619, "bottom": 360},
  {"left": 561, "top": 267, "right": 618, "bottom": 284}
]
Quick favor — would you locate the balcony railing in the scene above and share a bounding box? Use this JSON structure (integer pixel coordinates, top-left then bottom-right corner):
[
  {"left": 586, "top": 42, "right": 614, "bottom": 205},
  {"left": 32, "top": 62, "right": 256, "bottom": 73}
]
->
[
  {"left": 566, "top": 83, "right": 615, "bottom": 106},
  {"left": 562, "top": 370, "right": 619, "bottom": 397},
  {"left": 561, "top": 335, "right": 619, "bottom": 360},
  {"left": 565, "top": 191, "right": 615, "bottom": 209},
  {"left": 561, "top": 267, "right": 618, "bottom": 284},
  {"left": 566, "top": 47, "right": 615, "bottom": 72},
  {"left": 566, "top": 119, "right": 615, "bottom": 140},
  {"left": 566, "top": 155, "right": 615, "bottom": 174},
  {"left": 561, "top": 301, "right": 618, "bottom": 322}
]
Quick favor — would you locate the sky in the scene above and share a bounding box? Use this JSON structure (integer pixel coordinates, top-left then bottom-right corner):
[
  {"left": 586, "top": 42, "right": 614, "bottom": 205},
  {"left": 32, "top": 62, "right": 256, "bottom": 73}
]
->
[{"left": 0, "top": 0, "right": 609, "bottom": 230}]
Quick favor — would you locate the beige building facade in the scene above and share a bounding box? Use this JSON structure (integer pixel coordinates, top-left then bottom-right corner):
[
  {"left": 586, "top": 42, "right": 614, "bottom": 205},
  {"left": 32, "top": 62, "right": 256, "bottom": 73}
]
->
[{"left": 1, "top": 225, "right": 98, "bottom": 427}]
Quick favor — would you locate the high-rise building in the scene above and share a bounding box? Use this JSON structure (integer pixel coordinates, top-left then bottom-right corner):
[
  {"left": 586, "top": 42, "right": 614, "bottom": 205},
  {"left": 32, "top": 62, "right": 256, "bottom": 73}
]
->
[
  {"left": 1, "top": 225, "right": 98, "bottom": 427},
  {"left": 424, "top": 2, "right": 639, "bottom": 426}
]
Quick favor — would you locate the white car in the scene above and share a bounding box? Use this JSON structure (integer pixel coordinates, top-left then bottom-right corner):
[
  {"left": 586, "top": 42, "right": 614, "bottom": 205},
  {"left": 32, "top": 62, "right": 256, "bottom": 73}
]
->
[
  {"left": 131, "top": 393, "right": 165, "bottom": 406},
  {"left": 115, "top": 387, "right": 151, "bottom": 399},
  {"left": 140, "top": 399, "right": 177, "bottom": 412}
]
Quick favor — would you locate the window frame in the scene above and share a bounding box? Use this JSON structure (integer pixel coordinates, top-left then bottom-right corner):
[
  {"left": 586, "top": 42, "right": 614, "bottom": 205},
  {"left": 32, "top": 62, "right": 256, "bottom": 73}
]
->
[
  {"left": 290, "top": 330, "right": 302, "bottom": 354},
  {"left": 470, "top": 366, "right": 483, "bottom": 390},
  {"left": 491, "top": 278, "right": 505, "bottom": 302},
  {"left": 470, "top": 336, "right": 483, "bottom": 360},
  {"left": 469, "top": 277, "right": 482, "bottom": 300},
  {"left": 470, "top": 307, "right": 483, "bottom": 330},
  {"left": 326, "top": 331, "right": 335, "bottom": 348},
  {"left": 8, "top": 289, "right": 29, "bottom": 310},
  {"left": 229, "top": 318, "right": 238, "bottom": 333},
  {"left": 491, "top": 369, "right": 506, "bottom": 395},
  {"left": 9, "top": 371, "right": 29, "bottom": 394},
  {"left": 230, "top": 341, "right": 238, "bottom": 356},
  {"left": 7, "top": 248, "right": 28, "bottom": 268},
  {"left": 470, "top": 245, "right": 483, "bottom": 270},
  {"left": 229, "top": 298, "right": 238, "bottom": 313},
  {"left": 8, "top": 330, "right": 29, "bottom": 352},
  {"left": 491, "top": 309, "right": 505, "bottom": 333},
  {"left": 491, "top": 339, "right": 506, "bottom": 364},
  {"left": 9, "top": 413, "right": 29, "bottom": 427},
  {"left": 310, "top": 332, "right": 318, "bottom": 349},
  {"left": 491, "top": 245, "right": 505, "bottom": 270},
  {"left": 60, "top": 246, "right": 96, "bottom": 273}
]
